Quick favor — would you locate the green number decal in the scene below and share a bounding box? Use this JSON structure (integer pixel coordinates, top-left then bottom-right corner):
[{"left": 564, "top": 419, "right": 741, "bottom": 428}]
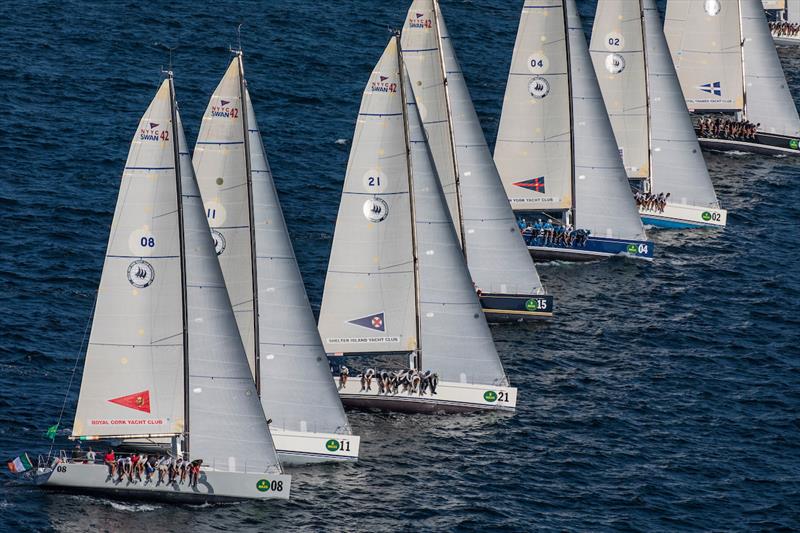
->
[
  {"left": 325, "top": 439, "right": 340, "bottom": 452},
  {"left": 484, "top": 390, "right": 498, "bottom": 402}
]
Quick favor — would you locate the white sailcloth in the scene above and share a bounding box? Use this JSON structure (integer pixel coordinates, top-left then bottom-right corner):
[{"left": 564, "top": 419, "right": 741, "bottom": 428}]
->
[
  {"left": 400, "top": 2, "right": 462, "bottom": 240},
  {"left": 567, "top": 0, "right": 646, "bottom": 240},
  {"left": 495, "top": 0, "right": 573, "bottom": 211},
  {"left": 319, "top": 39, "right": 418, "bottom": 355},
  {"left": 73, "top": 80, "right": 184, "bottom": 439},
  {"left": 194, "top": 57, "right": 350, "bottom": 436},
  {"left": 741, "top": 0, "right": 800, "bottom": 136},
  {"left": 403, "top": 62, "right": 508, "bottom": 386},
  {"left": 664, "top": 0, "right": 745, "bottom": 112}
]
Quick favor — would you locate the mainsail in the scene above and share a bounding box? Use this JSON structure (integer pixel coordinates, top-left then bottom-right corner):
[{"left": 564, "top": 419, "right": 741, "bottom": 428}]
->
[
  {"left": 591, "top": 0, "right": 720, "bottom": 208},
  {"left": 194, "top": 55, "right": 350, "bottom": 435},
  {"left": 73, "top": 76, "right": 281, "bottom": 474},
  {"left": 402, "top": 0, "right": 544, "bottom": 297}
]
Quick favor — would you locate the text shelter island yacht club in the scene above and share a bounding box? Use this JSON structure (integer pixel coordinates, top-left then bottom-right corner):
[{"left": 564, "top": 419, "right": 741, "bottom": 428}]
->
[
  {"left": 494, "top": 0, "right": 654, "bottom": 262},
  {"left": 589, "top": 0, "right": 728, "bottom": 228},
  {"left": 193, "top": 51, "right": 360, "bottom": 464},
  {"left": 665, "top": 0, "right": 800, "bottom": 156},
  {"left": 400, "top": 0, "right": 554, "bottom": 321},
  {"left": 318, "top": 35, "right": 517, "bottom": 414},
  {"left": 36, "top": 73, "right": 291, "bottom": 502}
]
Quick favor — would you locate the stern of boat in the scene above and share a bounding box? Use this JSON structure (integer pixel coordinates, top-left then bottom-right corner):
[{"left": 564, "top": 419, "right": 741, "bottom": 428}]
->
[
  {"left": 270, "top": 427, "right": 360, "bottom": 465},
  {"left": 480, "top": 293, "right": 554, "bottom": 321},
  {"left": 640, "top": 202, "right": 727, "bottom": 228}
]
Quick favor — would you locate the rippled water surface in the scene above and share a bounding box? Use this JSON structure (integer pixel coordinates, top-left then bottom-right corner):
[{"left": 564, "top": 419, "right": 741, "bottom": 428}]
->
[{"left": 1, "top": 1, "right": 799, "bottom": 531}]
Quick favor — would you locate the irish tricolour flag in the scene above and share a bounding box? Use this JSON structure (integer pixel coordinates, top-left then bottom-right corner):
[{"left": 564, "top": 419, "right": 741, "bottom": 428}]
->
[{"left": 7, "top": 453, "right": 32, "bottom": 473}]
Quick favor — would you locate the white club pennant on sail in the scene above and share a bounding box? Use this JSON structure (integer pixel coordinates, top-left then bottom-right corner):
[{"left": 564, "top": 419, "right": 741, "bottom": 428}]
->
[
  {"left": 495, "top": 0, "right": 573, "bottom": 212},
  {"left": 403, "top": 61, "right": 508, "bottom": 386},
  {"left": 400, "top": 3, "right": 462, "bottom": 242},
  {"left": 73, "top": 80, "right": 184, "bottom": 439},
  {"left": 741, "top": 0, "right": 800, "bottom": 136},
  {"left": 664, "top": 0, "right": 745, "bottom": 112},
  {"left": 194, "top": 56, "right": 350, "bottom": 437},
  {"left": 568, "top": 0, "right": 647, "bottom": 241},
  {"left": 319, "top": 39, "right": 418, "bottom": 356}
]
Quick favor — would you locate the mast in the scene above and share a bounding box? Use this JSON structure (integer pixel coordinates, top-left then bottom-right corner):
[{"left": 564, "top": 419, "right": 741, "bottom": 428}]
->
[
  {"left": 167, "top": 71, "right": 190, "bottom": 456},
  {"left": 563, "top": 1, "right": 577, "bottom": 226},
  {"left": 432, "top": 0, "right": 466, "bottom": 256},
  {"left": 397, "top": 33, "right": 423, "bottom": 372},
  {"left": 738, "top": 0, "right": 748, "bottom": 119},
  {"left": 640, "top": 0, "right": 654, "bottom": 192},
  {"left": 236, "top": 50, "right": 261, "bottom": 395}
]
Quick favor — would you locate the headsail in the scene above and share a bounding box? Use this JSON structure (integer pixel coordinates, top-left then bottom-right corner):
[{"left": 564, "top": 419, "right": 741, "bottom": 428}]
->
[
  {"left": 664, "top": 0, "right": 745, "bottom": 112},
  {"left": 402, "top": 54, "right": 508, "bottom": 387},
  {"left": 72, "top": 79, "right": 184, "bottom": 439},
  {"left": 568, "top": 0, "right": 646, "bottom": 240},
  {"left": 319, "top": 39, "right": 418, "bottom": 356},
  {"left": 194, "top": 56, "right": 350, "bottom": 436},
  {"left": 401, "top": 1, "right": 462, "bottom": 242},
  {"left": 741, "top": 0, "right": 800, "bottom": 136},
  {"left": 495, "top": 0, "right": 573, "bottom": 212}
]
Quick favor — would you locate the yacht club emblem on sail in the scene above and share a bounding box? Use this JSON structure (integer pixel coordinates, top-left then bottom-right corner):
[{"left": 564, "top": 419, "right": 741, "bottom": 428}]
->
[
  {"left": 528, "top": 77, "right": 550, "bottom": 98},
  {"left": 126, "top": 259, "right": 154, "bottom": 288},
  {"left": 348, "top": 312, "right": 385, "bottom": 331},
  {"left": 699, "top": 81, "right": 722, "bottom": 96},
  {"left": 108, "top": 390, "right": 151, "bottom": 413},
  {"left": 363, "top": 197, "right": 389, "bottom": 222}
]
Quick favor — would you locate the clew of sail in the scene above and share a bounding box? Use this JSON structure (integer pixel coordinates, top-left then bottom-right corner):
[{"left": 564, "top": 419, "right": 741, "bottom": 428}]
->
[
  {"left": 318, "top": 38, "right": 418, "bottom": 356},
  {"left": 567, "top": 0, "right": 646, "bottom": 241},
  {"left": 435, "top": 5, "right": 545, "bottom": 297}
]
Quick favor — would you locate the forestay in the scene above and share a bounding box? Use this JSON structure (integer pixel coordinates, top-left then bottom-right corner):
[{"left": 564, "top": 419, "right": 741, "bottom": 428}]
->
[
  {"left": 741, "top": 0, "right": 800, "bottom": 136},
  {"left": 401, "top": 1, "right": 461, "bottom": 241},
  {"left": 567, "top": 0, "right": 646, "bottom": 240},
  {"left": 495, "top": 0, "right": 573, "bottom": 212},
  {"left": 664, "top": 0, "right": 745, "bottom": 112},
  {"left": 319, "top": 39, "right": 418, "bottom": 356}
]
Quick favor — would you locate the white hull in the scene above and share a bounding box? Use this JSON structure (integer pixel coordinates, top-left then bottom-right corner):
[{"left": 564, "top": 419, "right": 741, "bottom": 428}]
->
[
  {"left": 639, "top": 202, "right": 727, "bottom": 228},
  {"left": 772, "top": 33, "right": 800, "bottom": 45},
  {"left": 271, "top": 427, "right": 360, "bottom": 465},
  {"left": 36, "top": 463, "right": 290, "bottom": 502},
  {"left": 335, "top": 377, "right": 517, "bottom": 413}
]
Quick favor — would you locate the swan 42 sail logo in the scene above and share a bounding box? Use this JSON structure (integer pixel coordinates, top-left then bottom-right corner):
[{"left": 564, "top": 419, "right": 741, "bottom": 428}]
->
[
  {"left": 363, "top": 197, "right": 389, "bottom": 222},
  {"left": 408, "top": 11, "right": 432, "bottom": 29},
  {"left": 528, "top": 77, "right": 550, "bottom": 99},
  {"left": 127, "top": 260, "right": 155, "bottom": 288},
  {"left": 605, "top": 53, "right": 626, "bottom": 74},
  {"left": 211, "top": 229, "right": 226, "bottom": 256},
  {"left": 139, "top": 122, "right": 169, "bottom": 142},
  {"left": 211, "top": 99, "right": 239, "bottom": 118},
  {"left": 370, "top": 75, "right": 397, "bottom": 94}
]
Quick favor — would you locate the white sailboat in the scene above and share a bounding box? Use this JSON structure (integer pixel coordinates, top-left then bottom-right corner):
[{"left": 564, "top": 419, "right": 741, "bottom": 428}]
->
[
  {"left": 400, "top": 0, "right": 554, "bottom": 321},
  {"left": 494, "top": 0, "right": 654, "bottom": 262},
  {"left": 36, "top": 73, "right": 291, "bottom": 502},
  {"left": 590, "top": 0, "right": 728, "bottom": 228},
  {"left": 665, "top": 0, "right": 800, "bottom": 156},
  {"left": 318, "top": 35, "right": 516, "bottom": 413},
  {"left": 762, "top": 0, "right": 800, "bottom": 45},
  {"left": 193, "top": 52, "right": 360, "bottom": 465}
]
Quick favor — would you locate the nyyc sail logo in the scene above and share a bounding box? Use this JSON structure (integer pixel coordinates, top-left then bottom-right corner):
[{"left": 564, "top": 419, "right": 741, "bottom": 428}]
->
[
  {"left": 528, "top": 77, "right": 550, "bottom": 99},
  {"left": 325, "top": 439, "right": 340, "bottom": 452},
  {"left": 348, "top": 312, "right": 385, "bottom": 332},
  {"left": 127, "top": 260, "right": 155, "bottom": 288},
  {"left": 513, "top": 176, "right": 545, "bottom": 194},
  {"left": 408, "top": 11, "right": 432, "bottom": 29},
  {"left": 139, "top": 122, "right": 169, "bottom": 142},
  {"left": 211, "top": 99, "right": 240, "bottom": 118},
  {"left": 370, "top": 75, "right": 397, "bottom": 93},
  {"left": 108, "top": 390, "right": 151, "bottom": 413},
  {"left": 698, "top": 81, "right": 722, "bottom": 97}
]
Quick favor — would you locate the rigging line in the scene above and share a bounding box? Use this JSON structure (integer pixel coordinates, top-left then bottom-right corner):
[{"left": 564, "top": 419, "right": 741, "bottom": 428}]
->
[{"left": 49, "top": 290, "right": 98, "bottom": 461}]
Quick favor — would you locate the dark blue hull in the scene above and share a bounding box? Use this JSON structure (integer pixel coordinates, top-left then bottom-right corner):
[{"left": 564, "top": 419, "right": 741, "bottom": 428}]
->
[
  {"left": 480, "top": 293, "right": 554, "bottom": 322},
  {"left": 525, "top": 236, "right": 654, "bottom": 262}
]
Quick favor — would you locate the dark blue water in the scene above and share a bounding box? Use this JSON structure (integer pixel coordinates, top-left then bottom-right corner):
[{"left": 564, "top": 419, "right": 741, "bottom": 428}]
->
[{"left": 2, "top": 1, "right": 799, "bottom": 531}]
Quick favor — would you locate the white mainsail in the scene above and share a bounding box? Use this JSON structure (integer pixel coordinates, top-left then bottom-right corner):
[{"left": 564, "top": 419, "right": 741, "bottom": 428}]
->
[
  {"left": 318, "top": 38, "right": 418, "bottom": 355},
  {"left": 495, "top": 0, "right": 573, "bottom": 211},
  {"left": 664, "top": 0, "right": 745, "bottom": 112},
  {"left": 194, "top": 55, "right": 350, "bottom": 435},
  {"left": 591, "top": 0, "right": 720, "bottom": 209},
  {"left": 73, "top": 77, "right": 282, "bottom": 474},
  {"left": 402, "top": 0, "right": 544, "bottom": 297}
]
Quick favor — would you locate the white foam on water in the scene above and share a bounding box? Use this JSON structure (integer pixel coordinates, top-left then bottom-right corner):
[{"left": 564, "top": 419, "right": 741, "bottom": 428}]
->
[
  {"left": 105, "top": 500, "right": 161, "bottom": 512},
  {"left": 334, "top": 138, "right": 348, "bottom": 145}
]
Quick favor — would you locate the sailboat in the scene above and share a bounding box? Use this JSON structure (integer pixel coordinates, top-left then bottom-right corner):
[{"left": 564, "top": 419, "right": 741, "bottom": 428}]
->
[
  {"left": 193, "top": 52, "right": 360, "bottom": 464},
  {"left": 665, "top": 0, "right": 800, "bottom": 156},
  {"left": 400, "top": 0, "right": 554, "bottom": 321},
  {"left": 35, "top": 73, "right": 291, "bottom": 501},
  {"left": 589, "top": 0, "right": 728, "bottom": 228},
  {"left": 318, "top": 35, "right": 517, "bottom": 413},
  {"left": 763, "top": 0, "right": 800, "bottom": 45},
  {"left": 494, "top": 0, "right": 653, "bottom": 262}
]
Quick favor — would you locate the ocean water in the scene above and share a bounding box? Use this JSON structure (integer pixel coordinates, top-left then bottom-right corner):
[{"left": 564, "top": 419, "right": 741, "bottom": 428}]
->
[{"left": 1, "top": 1, "right": 799, "bottom": 531}]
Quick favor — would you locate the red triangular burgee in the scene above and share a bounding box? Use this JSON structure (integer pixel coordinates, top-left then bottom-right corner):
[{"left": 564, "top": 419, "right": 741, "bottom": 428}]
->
[{"left": 108, "top": 390, "right": 151, "bottom": 413}]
